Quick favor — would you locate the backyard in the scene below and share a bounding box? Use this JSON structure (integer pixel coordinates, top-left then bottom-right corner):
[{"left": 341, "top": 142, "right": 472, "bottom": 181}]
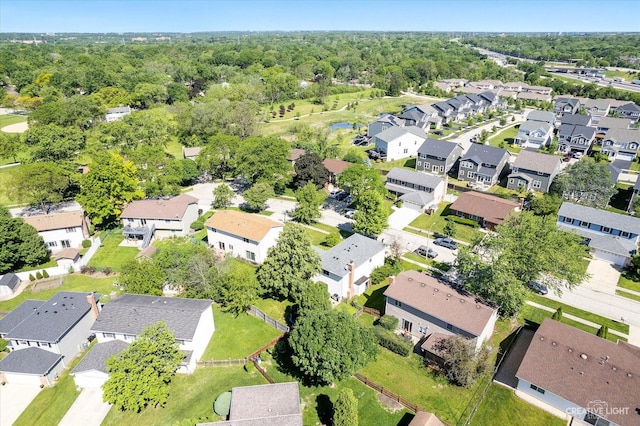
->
[
  {"left": 87, "top": 231, "right": 139, "bottom": 272},
  {"left": 487, "top": 124, "right": 521, "bottom": 153}
]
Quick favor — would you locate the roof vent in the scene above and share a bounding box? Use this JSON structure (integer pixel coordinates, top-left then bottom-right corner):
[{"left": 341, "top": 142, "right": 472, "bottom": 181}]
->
[
  {"left": 540, "top": 337, "right": 544, "bottom": 341},
  {"left": 446, "top": 293, "right": 452, "bottom": 297},
  {"left": 434, "top": 288, "right": 439, "bottom": 292},
  {"left": 568, "top": 348, "right": 573, "bottom": 352},
  {"left": 628, "top": 373, "right": 633, "bottom": 378},
  {"left": 421, "top": 283, "right": 426, "bottom": 287},
  {"left": 612, "top": 367, "right": 617, "bottom": 371},
  {"left": 580, "top": 353, "right": 588, "bottom": 360},
  {"left": 408, "top": 278, "right": 413, "bottom": 281},
  {"left": 476, "top": 305, "right": 481, "bottom": 309},
  {"left": 580, "top": 371, "right": 584, "bottom": 376},
  {"left": 552, "top": 342, "right": 557, "bottom": 346},
  {"left": 460, "top": 299, "right": 465, "bottom": 303}
]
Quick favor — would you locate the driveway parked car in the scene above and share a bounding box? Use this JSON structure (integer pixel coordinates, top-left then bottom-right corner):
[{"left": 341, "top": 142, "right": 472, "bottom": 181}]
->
[
  {"left": 433, "top": 237, "right": 457, "bottom": 250},
  {"left": 335, "top": 192, "right": 349, "bottom": 201},
  {"left": 527, "top": 281, "right": 549, "bottom": 295},
  {"left": 414, "top": 245, "right": 438, "bottom": 259}
]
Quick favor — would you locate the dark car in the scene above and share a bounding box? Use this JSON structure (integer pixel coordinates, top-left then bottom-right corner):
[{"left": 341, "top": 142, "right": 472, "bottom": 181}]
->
[
  {"left": 433, "top": 237, "right": 457, "bottom": 250},
  {"left": 432, "top": 130, "right": 444, "bottom": 136},
  {"left": 414, "top": 245, "right": 438, "bottom": 259},
  {"left": 527, "top": 281, "right": 549, "bottom": 295},
  {"left": 335, "top": 192, "right": 349, "bottom": 201}
]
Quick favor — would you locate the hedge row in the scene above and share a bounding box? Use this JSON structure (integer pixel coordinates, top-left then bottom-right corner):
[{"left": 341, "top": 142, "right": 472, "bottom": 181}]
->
[
  {"left": 445, "top": 216, "right": 480, "bottom": 228},
  {"left": 373, "top": 326, "right": 412, "bottom": 357}
]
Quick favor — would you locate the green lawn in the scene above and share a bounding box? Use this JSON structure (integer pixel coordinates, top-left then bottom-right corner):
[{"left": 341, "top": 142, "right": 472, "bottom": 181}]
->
[
  {"left": 165, "top": 138, "right": 184, "bottom": 159},
  {"left": 14, "top": 257, "right": 57, "bottom": 272},
  {"left": 618, "top": 273, "right": 640, "bottom": 293},
  {"left": 305, "top": 227, "right": 330, "bottom": 248},
  {"left": 0, "top": 114, "right": 27, "bottom": 129},
  {"left": 616, "top": 289, "right": 640, "bottom": 303},
  {"left": 487, "top": 125, "right": 521, "bottom": 153},
  {"left": 14, "top": 345, "right": 87, "bottom": 426},
  {"left": 87, "top": 231, "right": 139, "bottom": 272},
  {"left": 406, "top": 202, "right": 481, "bottom": 243},
  {"left": 0, "top": 274, "right": 118, "bottom": 312},
  {"left": 470, "top": 384, "right": 565, "bottom": 426},
  {"left": 201, "top": 305, "right": 282, "bottom": 360},
  {"left": 355, "top": 281, "right": 390, "bottom": 313},
  {"left": 403, "top": 252, "right": 452, "bottom": 271},
  {"left": 251, "top": 297, "right": 293, "bottom": 325},
  {"left": 526, "top": 293, "right": 629, "bottom": 334},
  {"left": 102, "top": 366, "right": 268, "bottom": 426},
  {"left": 373, "top": 157, "right": 416, "bottom": 172}
]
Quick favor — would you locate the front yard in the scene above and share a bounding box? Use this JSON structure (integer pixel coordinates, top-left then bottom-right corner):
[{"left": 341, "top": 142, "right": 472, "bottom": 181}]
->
[{"left": 406, "top": 202, "right": 481, "bottom": 243}]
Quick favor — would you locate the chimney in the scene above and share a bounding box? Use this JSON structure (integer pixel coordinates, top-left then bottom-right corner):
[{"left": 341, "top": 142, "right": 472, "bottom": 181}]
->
[
  {"left": 87, "top": 293, "right": 99, "bottom": 320},
  {"left": 389, "top": 275, "right": 395, "bottom": 285},
  {"left": 347, "top": 261, "right": 355, "bottom": 299}
]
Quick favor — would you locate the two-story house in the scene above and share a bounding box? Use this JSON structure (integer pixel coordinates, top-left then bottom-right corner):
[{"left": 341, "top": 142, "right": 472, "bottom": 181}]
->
[
  {"left": 524, "top": 85, "right": 553, "bottom": 95},
  {"left": 91, "top": 294, "right": 214, "bottom": 374},
  {"left": 553, "top": 97, "right": 581, "bottom": 118},
  {"left": 615, "top": 102, "right": 640, "bottom": 124},
  {"left": 416, "top": 138, "right": 463, "bottom": 175},
  {"left": 367, "top": 114, "right": 405, "bottom": 137},
  {"left": 205, "top": 210, "right": 283, "bottom": 264},
  {"left": 398, "top": 104, "right": 442, "bottom": 130},
  {"left": 583, "top": 99, "right": 610, "bottom": 124},
  {"left": 469, "top": 80, "right": 503, "bottom": 91},
  {"left": 596, "top": 116, "right": 633, "bottom": 137},
  {"left": 372, "top": 126, "right": 427, "bottom": 162},
  {"left": 22, "top": 210, "right": 89, "bottom": 254},
  {"left": 557, "top": 202, "right": 640, "bottom": 266},
  {"left": 0, "top": 292, "right": 100, "bottom": 385},
  {"left": 507, "top": 151, "right": 562, "bottom": 193},
  {"left": 525, "top": 110, "right": 556, "bottom": 127},
  {"left": 457, "top": 144, "right": 510, "bottom": 188},
  {"left": 559, "top": 113, "right": 592, "bottom": 128},
  {"left": 385, "top": 168, "right": 446, "bottom": 213},
  {"left": 314, "top": 234, "right": 385, "bottom": 300},
  {"left": 121, "top": 194, "right": 199, "bottom": 247},
  {"left": 557, "top": 124, "right": 596, "bottom": 156},
  {"left": 449, "top": 191, "right": 520, "bottom": 230},
  {"left": 384, "top": 271, "right": 498, "bottom": 355},
  {"left": 600, "top": 128, "right": 640, "bottom": 161},
  {"left": 502, "top": 82, "right": 528, "bottom": 92},
  {"left": 514, "top": 120, "right": 554, "bottom": 149}
]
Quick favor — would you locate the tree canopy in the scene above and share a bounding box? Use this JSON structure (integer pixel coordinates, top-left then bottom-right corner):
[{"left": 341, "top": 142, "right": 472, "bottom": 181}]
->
[
  {"left": 0, "top": 206, "right": 49, "bottom": 273},
  {"left": 6, "top": 162, "right": 73, "bottom": 212},
  {"left": 352, "top": 190, "right": 389, "bottom": 237},
  {"left": 120, "top": 259, "right": 165, "bottom": 296},
  {"left": 551, "top": 159, "right": 615, "bottom": 208},
  {"left": 333, "top": 388, "right": 359, "bottom": 426},
  {"left": 337, "top": 165, "right": 387, "bottom": 206},
  {"left": 293, "top": 152, "right": 329, "bottom": 189},
  {"left": 291, "top": 182, "right": 325, "bottom": 224}
]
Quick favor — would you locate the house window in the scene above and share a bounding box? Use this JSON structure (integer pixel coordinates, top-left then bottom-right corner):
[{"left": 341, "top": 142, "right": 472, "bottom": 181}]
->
[
  {"left": 229, "top": 244, "right": 233, "bottom": 251},
  {"left": 446, "top": 323, "right": 454, "bottom": 331},
  {"left": 403, "top": 148, "right": 408, "bottom": 154},
  {"left": 61, "top": 240, "right": 71, "bottom": 248},
  {"left": 48, "top": 241, "right": 58, "bottom": 247},
  {"left": 394, "top": 299, "right": 402, "bottom": 307},
  {"left": 124, "top": 334, "right": 135, "bottom": 341},
  {"left": 65, "top": 227, "right": 76, "bottom": 233},
  {"left": 140, "top": 219, "right": 147, "bottom": 225},
  {"left": 580, "top": 221, "right": 589, "bottom": 228},
  {"left": 417, "top": 161, "right": 422, "bottom": 167},
  {"left": 103, "top": 333, "right": 115, "bottom": 339},
  {"left": 601, "top": 226, "right": 611, "bottom": 234},
  {"left": 246, "top": 251, "right": 256, "bottom": 261},
  {"left": 219, "top": 242, "right": 226, "bottom": 250},
  {"left": 459, "top": 170, "right": 465, "bottom": 177},
  {"left": 532, "top": 180, "right": 542, "bottom": 189},
  {"left": 243, "top": 237, "right": 250, "bottom": 243},
  {"left": 529, "top": 384, "right": 546, "bottom": 395},
  {"left": 418, "top": 326, "right": 428, "bottom": 334},
  {"left": 508, "top": 178, "right": 514, "bottom": 184},
  {"left": 563, "top": 217, "right": 572, "bottom": 223},
  {"left": 621, "top": 231, "right": 630, "bottom": 238},
  {"left": 127, "top": 218, "right": 133, "bottom": 223},
  {"left": 424, "top": 163, "right": 430, "bottom": 170},
  {"left": 322, "top": 269, "right": 330, "bottom": 276},
  {"left": 402, "top": 319, "right": 413, "bottom": 333}
]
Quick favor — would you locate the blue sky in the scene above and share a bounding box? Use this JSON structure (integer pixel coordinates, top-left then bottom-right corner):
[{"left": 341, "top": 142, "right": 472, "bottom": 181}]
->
[{"left": 1, "top": 1, "right": 638, "bottom": 33}]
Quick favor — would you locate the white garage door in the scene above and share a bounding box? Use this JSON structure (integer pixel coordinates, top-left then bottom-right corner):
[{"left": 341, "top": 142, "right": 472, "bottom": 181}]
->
[
  {"left": 593, "top": 249, "right": 626, "bottom": 266},
  {"left": 72, "top": 372, "right": 108, "bottom": 389},
  {"left": 616, "top": 153, "right": 635, "bottom": 162},
  {"left": 404, "top": 202, "right": 422, "bottom": 212},
  {"left": 2, "top": 372, "right": 41, "bottom": 385}
]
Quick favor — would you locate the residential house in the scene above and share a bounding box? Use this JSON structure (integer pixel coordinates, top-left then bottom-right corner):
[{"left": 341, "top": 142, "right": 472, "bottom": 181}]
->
[
  {"left": 469, "top": 80, "right": 503, "bottom": 90},
  {"left": 384, "top": 271, "right": 498, "bottom": 352},
  {"left": 70, "top": 340, "right": 129, "bottom": 389},
  {"left": 525, "top": 110, "right": 556, "bottom": 127},
  {"left": 502, "top": 82, "right": 528, "bottom": 92},
  {"left": 478, "top": 91, "right": 505, "bottom": 111},
  {"left": 322, "top": 158, "right": 353, "bottom": 185},
  {"left": 373, "top": 126, "right": 427, "bottom": 162},
  {"left": 559, "top": 113, "right": 592, "bottom": 128},
  {"left": 523, "top": 85, "right": 553, "bottom": 95},
  {"left": 514, "top": 120, "right": 554, "bottom": 149},
  {"left": 105, "top": 106, "right": 131, "bottom": 122},
  {"left": 399, "top": 104, "right": 442, "bottom": 130},
  {"left": 315, "top": 233, "right": 386, "bottom": 300},
  {"left": 91, "top": 294, "right": 214, "bottom": 374},
  {"left": 449, "top": 191, "right": 520, "bottom": 230},
  {"left": 557, "top": 124, "right": 596, "bottom": 156},
  {"left": 454, "top": 85, "right": 485, "bottom": 96},
  {"left": 600, "top": 128, "right": 640, "bottom": 161},
  {"left": 464, "top": 94, "right": 488, "bottom": 115},
  {"left": 553, "top": 97, "right": 581, "bottom": 117},
  {"left": 0, "top": 292, "right": 100, "bottom": 385},
  {"left": 205, "top": 210, "right": 283, "bottom": 264},
  {"left": 615, "top": 102, "right": 640, "bottom": 123},
  {"left": 516, "top": 319, "right": 639, "bottom": 426},
  {"left": 183, "top": 146, "right": 202, "bottom": 160},
  {"left": 596, "top": 117, "right": 633, "bottom": 136},
  {"left": 457, "top": 144, "right": 510, "bottom": 188},
  {"left": 517, "top": 92, "right": 552, "bottom": 103},
  {"left": 22, "top": 210, "right": 89, "bottom": 254},
  {"left": 507, "top": 150, "right": 562, "bottom": 193},
  {"left": 121, "top": 194, "right": 199, "bottom": 247},
  {"left": 0, "top": 273, "right": 20, "bottom": 298},
  {"left": 54, "top": 248, "right": 80, "bottom": 270},
  {"left": 583, "top": 99, "right": 610, "bottom": 123},
  {"left": 198, "top": 382, "right": 302, "bottom": 426},
  {"left": 416, "top": 138, "right": 463, "bottom": 175},
  {"left": 286, "top": 148, "right": 307, "bottom": 165},
  {"left": 432, "top": 100, "right": 455, "bottom": 122},
  {"left": 367, "top": 114, "right": 405, "bottom": 137},
  {"left": 557, "top": 202, "right": 640, "bottom": 266},
  {"left": 385, "top": 168, "right": 446, "bottom": 213}
]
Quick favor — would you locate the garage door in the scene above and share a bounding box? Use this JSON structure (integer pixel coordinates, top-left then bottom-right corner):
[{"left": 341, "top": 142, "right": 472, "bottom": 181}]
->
[
  {"left": 72, "top": 372, "right": 108, "bottom": 389},
  {"left": 2, "top": 372, "right": 41, "bottom": 385},
  {"left": 616, "top": 153, "right": 635, "bottom": 162},
  {"left": 404, "top": 201, "right": 422, "bottom": 212},
  {"left": 593, "top": 249, "right": 626, "bottom": 266}
]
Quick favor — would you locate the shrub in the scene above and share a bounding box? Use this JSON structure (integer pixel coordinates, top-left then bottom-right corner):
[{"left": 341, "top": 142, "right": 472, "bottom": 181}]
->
[
  {"left": 191, "top": 220, "right": 204, "bottom": 231},
  {"left": 445, "top": 216, "right": 480, "bottom": 228},
  {"left": 80, "top": 265, "right": 89, "bottom": 274},
  {"left": 82, "top": 239, "right": 92, "bottom": 248},
  {"left": 552, "top": 307, "right": 563, "bottom": 320},
  {"left": 29, "top": 274, "right": 35, "bottom": 281},
  {"left": 36, "top": 271, "right": 43, "bottom": 280},
  {"left": 103, "top": 267, "right": 113, "bottom": 275},
  {"left": 597, "top": 325, "right": 609, "bottom": 339},
  {"left": 377, "top": 315, "right": 399, "bottom": 331},
  {"left": 0, "top": 338, "right": 8, "bottom": 352},
  {"left": 42, "top": 270, "right": 49, "bottom": 278},
  {"left": 373, "top": 326, "right": 412, "bottom": 357}
]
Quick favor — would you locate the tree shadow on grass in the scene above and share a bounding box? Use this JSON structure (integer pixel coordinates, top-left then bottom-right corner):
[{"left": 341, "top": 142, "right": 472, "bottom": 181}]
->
[
  {"left": 397, "top": 412, "right": 415, "bottom": 426},
  {"left": 316, "top": 394, "right": 334, "bottom": 426},
  {"left": 360, "top": 286, "right": 387, "bottom": 312}
]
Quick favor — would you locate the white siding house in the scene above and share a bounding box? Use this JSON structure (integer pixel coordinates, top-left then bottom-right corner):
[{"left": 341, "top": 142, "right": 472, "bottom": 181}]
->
[
  {"left": 205, "top": 210, "right": 283, "bottom": 264},
  {"left": 21, "top": 210, "right": 89, "bottom": 254},
  {"left": 373, "top": 126, "right": 427, "bottom": 162}
]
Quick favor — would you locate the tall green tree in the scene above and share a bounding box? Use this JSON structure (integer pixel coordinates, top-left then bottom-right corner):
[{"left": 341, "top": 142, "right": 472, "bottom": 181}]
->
[
  {"left": 256, "top": 223, "right": 321, "bottom": 300},
  {"left": 242, "top": 182, "right": 275, "bottom": 211},
  {"left": 333, "top": 388, "right": 359, "bottom": 426},
  {"left": 24, "top": 123, "right": 85, "bottom": 162},
  {"left": 551, "top": 159, "right": 615, "bottom": 208},
  {"left": 0, "top": 132, "right": 22, "bottom": 163},
  {"left": 77, "top": 153, "right": 144, "bottom": 228},
  {"left": 337, "top": 164, "right": 386, "bottom": 206},
  {"left": 103, "top": 322, "right": 183, "bottom": 412},
  {"left": 214, "top": 263, "right": 260, "bottom": 314},
  {"left": 438, "top": 335, "right": 491, "bottom": 388},
  {"left": 0, "top": 206, "right": 49, "bottom": 273},
  {"left": 293, "top": 152, "right": 329, "bottom": 188},
  {"left": 7, "top": 162, "right": 72, "bottom": 213},
  {"left": 120, "top": 259, "right": 165, "bottom": 296},
  {"left": 234, "top": 136, "right": 292, "bottom": 186},
  {"left": 212, "top": 184, "right": 235, "bottom": 209},
  {"left": 291, "top": 182, "right": 325, "bottom": 224},
  {"left": 153, "top": 242, "right": 218, "bottom": 298},
  {"left": 196, "top": 134, "right": 239, "bottom": 179},
  {"left": 352, "top": 190, "right": 389, "bottom": 237},
  {"left": 297, "top": 281, "right": 331, "bottom": 315},
  {"left": 288, "top": 310, "right": 377, "bottom": 384}
]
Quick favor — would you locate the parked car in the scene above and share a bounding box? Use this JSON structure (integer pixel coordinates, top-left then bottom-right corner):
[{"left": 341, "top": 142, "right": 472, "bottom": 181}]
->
[
  {"left": 343, "top": 209, "right": 356, "bottom": 219},
  {"left": 433, "top": 237, "right": 457, "bottom": 250},
  {"left": 527, "top": 281, "right": 549, "bottom": 295},
  {"left": 432, "top": 130, "right": 444, "bottom": 136},
  {"left": 414, "top": 245, "right": 438, "bottom": 259},
  {"left": 563, "top": 156, "right": 572, "bottom": 162},
  {"left": 335, "top": 191, "right": 349, "bottom": 201}
]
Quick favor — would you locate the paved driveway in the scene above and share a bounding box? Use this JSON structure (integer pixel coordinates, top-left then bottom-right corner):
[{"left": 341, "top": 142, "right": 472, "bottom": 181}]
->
[
  {"left": 0, "top": 383, "right": 42, "bottom": 426},
  {"left": 581, "top": 259, "right": 621, "bottom": 295},
  {"left": 387, "top": 207, "right": 420, "bottom": 230},
  {"left": 58, "top": 388, "right": 112, "bottom": 426}
]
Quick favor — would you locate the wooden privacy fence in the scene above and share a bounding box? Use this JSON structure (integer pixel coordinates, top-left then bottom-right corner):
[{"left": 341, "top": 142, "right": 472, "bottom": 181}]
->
[
  {"left": 354, "top": 306, "right": 381, "bottom": 319},
  {"left": 197, "top": 359, "right": 246, "bottom": 367},
  {"left": 247, "top": 334, "right": 286, "bottom": 360},
  {"left": 353, "top": 373, "right": 419, "bottom": 413},
  {"left": 246, "top": 306, "right": 290, "bottom": 333}
]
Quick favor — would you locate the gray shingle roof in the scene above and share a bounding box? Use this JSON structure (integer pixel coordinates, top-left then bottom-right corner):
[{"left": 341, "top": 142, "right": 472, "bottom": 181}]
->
[
  {"left": 321, "top": 234, "right": 386, "bottom": 278},
  {"left": 417, "top": 138, "right": 461, "bottom": 158},
  {"left": 0, "top": 273, "right": 21, "bottom": 291},
  {"left": 597, "top": 117, "right": 632, "bottom": 130},
  {"left": 0, "top": 300, "right": 44, "bottom": 335},
  {"left": 399, "top": 191, "right": 435, "bottom": 205},
  {"left": 560, "top": 114, "right": 591, "bottom": 126},
  {"left": 5, "top": 292, "right": 99, "bottom": 343},
  {"left": 0, "top": 347, "right": 63, "bottom": 375},
  {"left": 526, "top": 110, "right": 555, "bottom": 125},
  {"left": 71, "top": 340, "right": 129, "bottom": 375},
  {"left": 555, "top": 97, "right": 580, "bottom": 109},
  {"left": 519, "top": 120, "right": 553, "bottom": 133},
  {"left": 617, "top": 102, "right": 640, "bottom": 113},
  {"left": 386, "top": 167, "right": 445, "bottom": 189},
  {"left": 602, "top": 128, "right": 640, "bottom": 143},
  {"left": 559, "top": 124, "right": 596, "bottom": 140},
  {"left": 399, "top": 108, "right": 425, "bottom": 122},
  {"left": 229, "top": 382, "right": 301, "bottom": 422},
  {"left": 512, "top": 150, "right": 561, "bottom": 175},
  {"left": 462, "top": 144, "right": 509, "bottom": 167},
  {"left": 375, "top": 126, "right": 416, "bottom": 143},
  {"left": 559, "top": 226, "right": 638, "bottom": 258},
  {"left": 91, "top": 295, "right": 213, "bottom": 340},
  {"left": 558, "top": 202, "right": 640, "bottom": 233}
]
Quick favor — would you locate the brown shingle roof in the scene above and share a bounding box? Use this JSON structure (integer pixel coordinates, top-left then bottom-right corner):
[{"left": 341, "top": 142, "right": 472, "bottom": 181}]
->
[
  {"left": 384, "top": 271, "right": 497, "bottom": 337},
  {"left": 54, "top": 248, "right": 80, "bottom": 261},
  {"left": 321, "top": 158, "right": 353, "bottom": 175},
  {"left": 22, "top": 210, "right": 86, "bottom": 232},
  {"left": 205, "top": 210, "right": 282, "bottom": 242},
  {"left": 420, "top": 332, "right": 450, "bottom": 359},
  {"left": 512, "top": 150, "right": 561, "bottom": 175},
  {"left": 449, "top": 192, "right": 519, "bottom": 227},
  {"left": 286, "top": 149, "right": 307, "bottom": 161},
  {"left": 120, "top": 194, "right": 197, "bottom": 220},
  {"left": 516, "top": 319, "right": 640, "bottom": 426},
  {"left": 408, "top": 410, "right": 446, "bottom": 426}
]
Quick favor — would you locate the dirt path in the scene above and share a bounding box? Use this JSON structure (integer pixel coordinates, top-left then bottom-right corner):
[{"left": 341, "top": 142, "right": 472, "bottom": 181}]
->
[{"left": 1, "top": 122, "right": 28, "bottom": 133}]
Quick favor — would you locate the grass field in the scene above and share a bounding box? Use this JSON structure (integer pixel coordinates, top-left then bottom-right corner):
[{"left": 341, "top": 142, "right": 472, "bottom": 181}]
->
[
  {"left": 406, "top": 202, "right": 481, "bottom": 243},
  {"left": 487, "top": 125, "right": 521, "bottom": 152},
  {"left": 0, "top": 114, "right": 27, "bottom": 130},
  {"left": 616, "top": 289, "right": 640, "bottom": 303},
  {"left": 618, "top": 272, "right": 640, "bottom": 292},
  {"left": 87, "top": 231, "right": 139, "bottom": 272}
]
